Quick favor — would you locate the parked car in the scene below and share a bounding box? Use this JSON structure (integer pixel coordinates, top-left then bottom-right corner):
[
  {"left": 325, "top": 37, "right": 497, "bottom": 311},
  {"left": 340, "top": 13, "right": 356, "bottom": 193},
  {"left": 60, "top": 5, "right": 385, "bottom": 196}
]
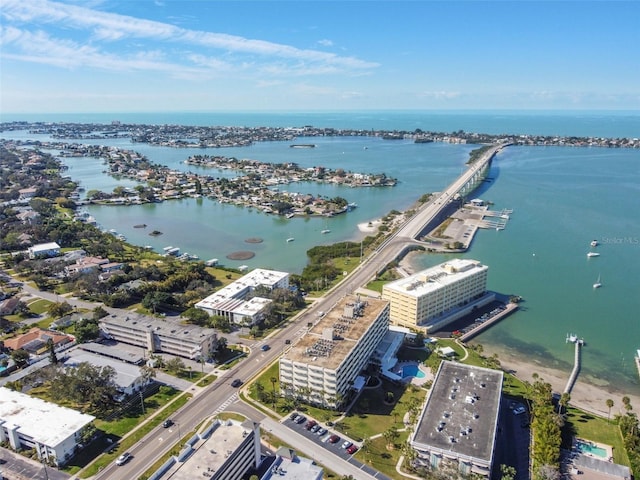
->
[
  {"left": 294, "top": 415, "right": 306, "bottom": 424},
  {"left": 289, "top": 413, "right": 299, "bottom": 421},
  {"left": 162, "top": 419, "right": 174, "bottom": 428},
  {"left": 328, "top": 435, "right": 340, "bottom": 444},
  {"left": 341, "top": 441, "right": 352, "bottom": 449},
  {"left": 305, "top": 420, "right": 317, "bottom": 430},
  {"left": 513, "top": 405, "right": 526, "bottom": 415},
  {"left": 231, "top": 379, "right": 243, "bottom": 388},
  {"left": 310, "top": 424, "right": 321, "bottom": 433},
  {"left": 115, "top": 452, "right": 132, "bottom": 466},
  {"left": 316, "top": 427, "right": 327, "bottom": 436},
  {"left": 346, "top": 445, "right": 359, "bottom": 455}
]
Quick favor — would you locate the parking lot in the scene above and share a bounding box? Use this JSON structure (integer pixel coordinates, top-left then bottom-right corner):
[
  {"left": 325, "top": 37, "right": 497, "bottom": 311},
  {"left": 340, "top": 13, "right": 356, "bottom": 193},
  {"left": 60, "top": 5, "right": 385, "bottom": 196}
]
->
[{"left": 284, "top": 413, "right": 359, "bottom": 461}]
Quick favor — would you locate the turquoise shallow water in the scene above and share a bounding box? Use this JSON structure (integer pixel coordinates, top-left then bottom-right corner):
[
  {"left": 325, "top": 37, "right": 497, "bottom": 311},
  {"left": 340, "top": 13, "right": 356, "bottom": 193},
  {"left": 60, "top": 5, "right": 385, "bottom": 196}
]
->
[
  {"left": 2, "top": 111, "right": 639, "bottom": 395},
  {"left": 409, "top": 145, "right": 640, "bottom": 395}
]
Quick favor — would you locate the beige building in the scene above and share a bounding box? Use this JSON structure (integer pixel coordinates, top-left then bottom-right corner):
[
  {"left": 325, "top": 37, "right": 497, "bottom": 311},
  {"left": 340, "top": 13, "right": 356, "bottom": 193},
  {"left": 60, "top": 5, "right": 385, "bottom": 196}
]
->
[
  {"left": 382, "top": 259, "right": 492, "bottom": 333},
  {"left": 279, "top": 295, "right": 389, "bottom": 408}
]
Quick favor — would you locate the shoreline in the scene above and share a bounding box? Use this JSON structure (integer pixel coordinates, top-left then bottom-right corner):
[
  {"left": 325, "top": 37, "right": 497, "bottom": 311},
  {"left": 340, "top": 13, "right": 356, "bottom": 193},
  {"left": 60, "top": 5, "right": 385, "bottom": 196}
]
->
[{"left": 399, "top": 250, "right": 640, "bottom": 418}]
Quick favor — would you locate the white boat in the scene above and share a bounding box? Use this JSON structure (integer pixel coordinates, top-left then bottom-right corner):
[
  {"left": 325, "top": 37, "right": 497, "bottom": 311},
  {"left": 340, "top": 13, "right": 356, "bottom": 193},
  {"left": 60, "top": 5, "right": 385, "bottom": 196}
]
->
[
  {"left": 286, "top": 213, "right": 295, "bottom": 219},
  {"left": 286, "top": 237, "right": 295, "bottom": 243},
  {"left": 590, "top": 240, "right": 599, "bottom": 247},
  {"left": 566, "top": 333, "right": 578, "bottom": 343},
  {"left": 593, "top": 274, "right": 602, "bottom": 289},
  {"left": 321, "top": 229, "right": 331, "bottom": 234},
  {"left": 587, "top": 252, "right": 600, "bottom": 257}
]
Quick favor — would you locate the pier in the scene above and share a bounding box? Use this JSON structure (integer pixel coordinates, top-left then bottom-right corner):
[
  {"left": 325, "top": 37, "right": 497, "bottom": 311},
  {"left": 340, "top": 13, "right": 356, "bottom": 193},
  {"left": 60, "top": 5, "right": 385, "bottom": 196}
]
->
[
  {"left": 564, "top": 336, "right": 585, "bottom": 395},
  {"left": 458, "top": 302, "right": 519, "bottom": 342}
]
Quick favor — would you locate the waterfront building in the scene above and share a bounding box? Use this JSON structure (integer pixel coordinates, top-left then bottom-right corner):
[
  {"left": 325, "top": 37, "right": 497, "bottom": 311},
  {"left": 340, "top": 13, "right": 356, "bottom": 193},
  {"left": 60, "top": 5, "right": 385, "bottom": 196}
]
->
[
  {"left": 279, "top": 295, "right": 390, "bottom": 408},
  {"left": 27, "top": 241, "right": 60, "bottom": 259},
  {"left": 0, "top": 388, "right": 95, "bottom": 466},
  {"left": 99, "top": 313, "right": 217, "bottom": 360},
  {"left": 410, "top": 362, "right": 503, "bottom": 477},
  {"left": 382, "top": 259, "right": 492, "bottom": 333},
  {"left": 195, "top": 268, "right": 289, "bottom": 325}
]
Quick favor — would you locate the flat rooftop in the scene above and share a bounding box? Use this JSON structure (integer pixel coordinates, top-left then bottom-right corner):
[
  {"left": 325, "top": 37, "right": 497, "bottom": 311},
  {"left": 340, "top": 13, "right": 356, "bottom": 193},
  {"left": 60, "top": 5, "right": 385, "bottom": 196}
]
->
[
  {"left": 384, "top": 259, "right": 487, "bottom": 298},
  {"left": 196, "top": 268, "right": 288, "bottom": 310},
  {"left": 100, "top": 312, "right": 216, "bottom": 344},
  {"left": 63, "top": 349, "right": 142, "bottom": 390},
  {"left": 282, "top": 295, "right": 389, "bottom": 370},
  {"left": 0, "top": 388, "right": 95, "bottom": 448},
  {"left": 412, "top": 361, "right": 503, "bottom": 463},
  {"left": 169, "top": 419, "right": 256, "bottom": 480}
]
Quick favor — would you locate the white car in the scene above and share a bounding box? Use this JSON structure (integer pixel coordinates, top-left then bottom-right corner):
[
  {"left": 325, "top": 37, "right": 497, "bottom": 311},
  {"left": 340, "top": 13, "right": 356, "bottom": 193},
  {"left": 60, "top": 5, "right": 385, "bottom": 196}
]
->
[
  {"left": 513, "top": 405, "right": 526, "bottom": 415},
  {"left": 115, "top": 452, "right": 132, "bottom": 466}
]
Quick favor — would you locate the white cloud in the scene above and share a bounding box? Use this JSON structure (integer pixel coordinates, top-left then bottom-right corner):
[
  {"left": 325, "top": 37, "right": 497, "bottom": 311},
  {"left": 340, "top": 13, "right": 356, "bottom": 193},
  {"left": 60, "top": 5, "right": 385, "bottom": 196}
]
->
[
  {"left": 0, "top": 0, "right": 379, "bottom": 77},
  {"left": 317, "top": 39, "right": 333, "bottom": 47},
  {"left": 418, "top": 91, "right": 461, "bottom": 100}
]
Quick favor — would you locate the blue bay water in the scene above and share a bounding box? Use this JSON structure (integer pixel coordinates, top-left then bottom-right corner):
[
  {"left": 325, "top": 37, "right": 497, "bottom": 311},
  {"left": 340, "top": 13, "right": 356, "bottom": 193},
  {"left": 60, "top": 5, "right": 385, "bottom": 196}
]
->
[{"left": 2, "top": 110, "right": 639, "bottom": 395}]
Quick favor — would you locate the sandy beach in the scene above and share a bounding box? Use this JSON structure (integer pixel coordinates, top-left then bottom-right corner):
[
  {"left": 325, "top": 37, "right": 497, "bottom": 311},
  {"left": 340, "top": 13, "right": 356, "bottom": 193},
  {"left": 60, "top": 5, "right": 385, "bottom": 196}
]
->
[{"left": 398, "top": 251, "right": 640, "bottom": 418}]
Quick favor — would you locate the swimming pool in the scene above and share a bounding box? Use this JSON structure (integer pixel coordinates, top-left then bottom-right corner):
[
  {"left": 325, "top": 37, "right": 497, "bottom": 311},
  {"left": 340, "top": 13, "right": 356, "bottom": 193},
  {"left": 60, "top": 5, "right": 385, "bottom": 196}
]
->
[
  {"left": 576, "top": 440, "right": 607, "bottom": 458},
  {"left": 401, "top": 364, "right": 426, "bottom": 379}
]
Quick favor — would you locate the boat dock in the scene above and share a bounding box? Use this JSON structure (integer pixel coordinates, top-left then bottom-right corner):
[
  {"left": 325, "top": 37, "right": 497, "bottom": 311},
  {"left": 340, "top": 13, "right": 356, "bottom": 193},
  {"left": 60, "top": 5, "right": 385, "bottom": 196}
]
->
[
  {"left": 564, "top": 335, "right": 585, "bottom": 394},
  {"left": 458, "top": 302, "right": 519, "bottom": 342}
]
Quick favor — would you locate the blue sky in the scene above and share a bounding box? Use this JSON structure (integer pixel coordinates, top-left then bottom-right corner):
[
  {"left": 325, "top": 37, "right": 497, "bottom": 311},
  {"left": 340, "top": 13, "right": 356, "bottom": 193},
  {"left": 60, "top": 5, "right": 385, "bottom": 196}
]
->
[{"left": 1, "top": 0, "right": 639, "bottom": 113}]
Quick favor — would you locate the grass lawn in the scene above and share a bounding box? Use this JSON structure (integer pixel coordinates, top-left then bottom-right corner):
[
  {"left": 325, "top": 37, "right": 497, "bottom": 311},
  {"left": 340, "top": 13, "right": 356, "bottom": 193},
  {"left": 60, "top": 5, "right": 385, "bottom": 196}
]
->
[
  {"left": 25, "top": 298, "right": 52, "bottom": 314},
  {"left": 69, "top": 388, "right": 189, "bottom": 477},
  {"left": 355, "top": 432, "right": 410, "bottom": 479},
  {"left": 336, "top": 379, "right": 426, "bottom": 442},
  {"left": 564, "top": 407, "right": 629, "bottom": 466}
]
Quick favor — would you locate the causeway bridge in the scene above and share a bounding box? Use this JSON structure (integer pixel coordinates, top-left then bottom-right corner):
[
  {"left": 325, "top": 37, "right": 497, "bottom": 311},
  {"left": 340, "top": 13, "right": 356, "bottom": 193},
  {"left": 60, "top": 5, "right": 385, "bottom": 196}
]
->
[{"left": 312, "top": 143, "right": 507, "bottom": 308}]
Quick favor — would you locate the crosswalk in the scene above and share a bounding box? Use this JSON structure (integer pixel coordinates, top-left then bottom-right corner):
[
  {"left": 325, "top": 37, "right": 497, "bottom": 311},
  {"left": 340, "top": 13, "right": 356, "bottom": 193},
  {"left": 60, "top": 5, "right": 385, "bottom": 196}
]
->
[{"left": 212, "top": 392, "right": 238, "bottom": 416}]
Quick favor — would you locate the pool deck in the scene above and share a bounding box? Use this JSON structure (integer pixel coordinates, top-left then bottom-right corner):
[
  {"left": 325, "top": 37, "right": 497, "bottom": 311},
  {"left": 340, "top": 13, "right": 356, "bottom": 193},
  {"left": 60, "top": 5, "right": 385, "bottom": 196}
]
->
[
  {"left": 390, "top": 360, "right": 434, "bottom": 387},
  {"left": 574, "top": 438, "right": 613, "bottom": 462}
]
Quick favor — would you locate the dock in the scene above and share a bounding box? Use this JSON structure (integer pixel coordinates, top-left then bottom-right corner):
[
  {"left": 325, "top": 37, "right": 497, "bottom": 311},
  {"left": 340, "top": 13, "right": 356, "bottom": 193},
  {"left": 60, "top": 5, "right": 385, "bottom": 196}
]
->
[
  {"left": 458, "top": 302, "right": 519, "bottom": 342},
  {"left": 564, "top": 336, "right": 585, "bottom": 394},
  {"left": 635, "top": 350, "right": 640, "bottom": 380}
]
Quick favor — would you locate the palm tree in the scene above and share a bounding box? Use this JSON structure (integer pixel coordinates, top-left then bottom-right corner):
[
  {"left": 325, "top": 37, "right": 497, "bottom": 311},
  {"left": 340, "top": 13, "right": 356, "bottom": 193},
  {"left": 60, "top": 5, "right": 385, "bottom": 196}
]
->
[
  {"left": 606, "top": 399, "right": 614, "bottom": 423},
  {"left": 270, "top": 377, "right": 278, "bottom": 409}
]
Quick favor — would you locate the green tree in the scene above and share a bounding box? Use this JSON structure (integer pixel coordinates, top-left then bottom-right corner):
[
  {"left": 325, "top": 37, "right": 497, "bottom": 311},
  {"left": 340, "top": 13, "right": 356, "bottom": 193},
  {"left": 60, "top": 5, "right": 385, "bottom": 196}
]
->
[
  {"left": 47, "top": 339, "right": 58, "bottom": 365},
  {"left": 11, "top": 348, "right": 30, "bottom": 368},
  {"left": 501, "top": 464, "right": 517, "bottom": 480},
  {"left": 47, "top": 301, "right": 73, "bottom": 318},
  {"left": 606, "top": 399, "right": 614, "bottom": 423},
  {"left": 165, "top": 357, "right": 185, "bottom": 375}
]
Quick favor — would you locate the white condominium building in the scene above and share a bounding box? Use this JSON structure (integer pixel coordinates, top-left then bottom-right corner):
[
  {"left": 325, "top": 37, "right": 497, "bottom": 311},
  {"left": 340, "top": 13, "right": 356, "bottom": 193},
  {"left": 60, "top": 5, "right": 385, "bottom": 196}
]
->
[
  {"left": 382, "top": 259, "right": 490, "bottom": 332},
  {"left": 195, "top": 268, "right": 289, "bottom": 325},
  {"left": 279, "top": 295, "right": 390, "bottom": 408},
  {"left": 99, "top": 313, "right": 217, "bottom": 360},
  {"left": 0, "top": 388, "right": 95, "bottom": 466},
  {"left": 410, "top": 362, "right": 503, "bottom": 477}
]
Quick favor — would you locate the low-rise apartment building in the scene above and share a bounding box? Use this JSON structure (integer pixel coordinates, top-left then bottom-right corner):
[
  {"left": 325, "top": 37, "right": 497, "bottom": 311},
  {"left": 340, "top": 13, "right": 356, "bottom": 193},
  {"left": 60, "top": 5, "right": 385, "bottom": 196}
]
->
[
  {"left": 0, "top": 388, "right": 95, "bottom": 466},
  {"left": 195, "top": 268, "right": 289, "bottom": 325},
  {"left": 99, "top": 313, "right": 217, "bottom": 360}
]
